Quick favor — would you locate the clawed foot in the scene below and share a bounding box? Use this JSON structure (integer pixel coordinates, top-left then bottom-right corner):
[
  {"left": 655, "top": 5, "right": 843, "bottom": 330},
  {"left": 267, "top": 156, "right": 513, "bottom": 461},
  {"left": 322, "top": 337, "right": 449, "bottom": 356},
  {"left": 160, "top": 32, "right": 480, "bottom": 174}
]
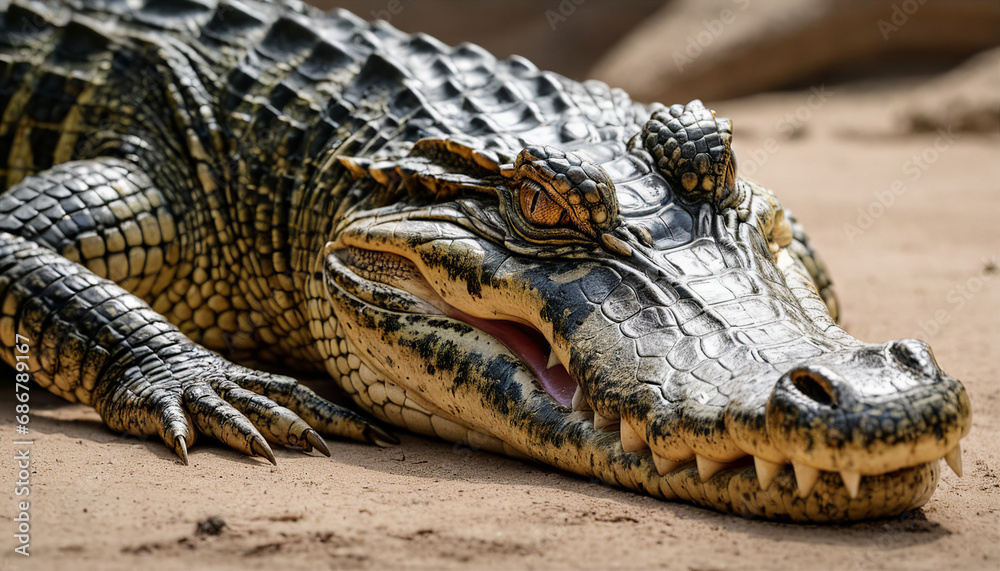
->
[{"left": 94, "top": 345, "right": 396, "bottom": 464}]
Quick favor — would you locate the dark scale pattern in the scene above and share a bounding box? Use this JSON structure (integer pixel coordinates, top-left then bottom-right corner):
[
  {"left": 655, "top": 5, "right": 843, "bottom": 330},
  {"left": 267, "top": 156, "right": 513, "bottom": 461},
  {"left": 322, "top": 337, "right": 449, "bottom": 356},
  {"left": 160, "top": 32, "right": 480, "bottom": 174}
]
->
[
  {"left": 639, "top": 100, "right": 736, "bottom": 206},
  {"left": 0, "top": 0, "right": 971, "bottom": 522}
]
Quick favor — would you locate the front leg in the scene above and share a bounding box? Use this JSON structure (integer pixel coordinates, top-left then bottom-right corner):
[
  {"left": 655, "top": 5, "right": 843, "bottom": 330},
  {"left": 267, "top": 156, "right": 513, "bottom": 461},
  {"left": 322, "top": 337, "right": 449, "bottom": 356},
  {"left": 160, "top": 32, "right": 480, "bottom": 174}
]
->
[
  {"left": 0, "top": 232, "right": 394, "bottom": 462},
  {"left": 0, "top": 160, "right": 392, "bottom": 462}
]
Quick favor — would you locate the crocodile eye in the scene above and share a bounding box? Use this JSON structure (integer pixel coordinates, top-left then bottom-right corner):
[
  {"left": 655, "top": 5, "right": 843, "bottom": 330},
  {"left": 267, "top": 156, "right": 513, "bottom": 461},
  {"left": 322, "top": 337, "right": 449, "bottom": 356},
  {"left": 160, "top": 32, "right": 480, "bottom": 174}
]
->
[
  {"left": 519, "top": 180, "right": 569, "bottom": 228},
  {"left": 504, "top": 145, "right": 619, "bottom": 240}
]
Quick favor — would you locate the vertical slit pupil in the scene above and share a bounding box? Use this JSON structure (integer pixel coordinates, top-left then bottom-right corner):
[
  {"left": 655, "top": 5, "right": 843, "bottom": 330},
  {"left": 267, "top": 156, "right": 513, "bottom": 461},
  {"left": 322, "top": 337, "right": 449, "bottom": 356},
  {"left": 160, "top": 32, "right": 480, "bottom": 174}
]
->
[{"left": 529, "top": 189, "right": 540, "bottom": 214}]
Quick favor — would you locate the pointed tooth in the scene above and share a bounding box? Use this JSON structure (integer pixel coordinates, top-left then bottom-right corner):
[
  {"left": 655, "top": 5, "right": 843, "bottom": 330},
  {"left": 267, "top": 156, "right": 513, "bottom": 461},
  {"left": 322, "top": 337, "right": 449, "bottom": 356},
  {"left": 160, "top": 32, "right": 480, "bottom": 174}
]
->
[
  {"left": 593, "top": 413, "right": 619, "bottom": 431},
  {"left": 840, "top": 470, "right": 861, "bottom": 498},
  {"left": 696, "top": 455, "right": 728, "bottom": 483},
  {"left": 546, "top": 349, "right": 561, "bottom": 369},
  {"left": 620, "top": 420, "right": 648, "bottom": 453},
  {"left": 571, "top": 386, "right": 591, "bottom": 411},
  {"left": 753, "top": 457, "right": 782, "bottom": 490},
  {"left": 792, "top": 462, "right": 820, "bottom": 496},
  {"left": 944, "top": 445, "right": 963, "bottom": 477},
  {"left": 652, "top": 453, "right": 688, "bottom": 476}
]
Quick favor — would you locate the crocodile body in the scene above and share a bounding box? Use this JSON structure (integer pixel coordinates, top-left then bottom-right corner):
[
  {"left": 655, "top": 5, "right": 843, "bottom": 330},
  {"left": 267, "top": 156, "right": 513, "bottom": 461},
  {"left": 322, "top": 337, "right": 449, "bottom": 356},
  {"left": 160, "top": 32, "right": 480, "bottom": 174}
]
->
[{"left": 0, "top": 0, "right": 971, "bottom": 522}]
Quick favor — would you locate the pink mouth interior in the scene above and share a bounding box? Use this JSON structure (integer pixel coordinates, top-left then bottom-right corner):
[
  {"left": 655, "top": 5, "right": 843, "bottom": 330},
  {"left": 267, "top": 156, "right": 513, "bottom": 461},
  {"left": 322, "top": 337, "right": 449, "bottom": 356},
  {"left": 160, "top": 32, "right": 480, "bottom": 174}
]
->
[{"left": 447, "top": 308, "right": 578, "bottom": 407}]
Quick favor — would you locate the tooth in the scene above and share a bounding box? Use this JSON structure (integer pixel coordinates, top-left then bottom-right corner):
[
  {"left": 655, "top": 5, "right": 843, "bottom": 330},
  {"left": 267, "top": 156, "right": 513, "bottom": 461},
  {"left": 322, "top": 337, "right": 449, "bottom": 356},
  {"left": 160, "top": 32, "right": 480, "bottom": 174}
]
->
[
  {"left": 652, "top": 453, "right": 688, "bottom": 476},
  {"left": 944, "top": 445, "right": 963, "bottom": 477},
  {"left": 792, "top": 462, "right": 820, "bottom": 496},
  {"left": 593, "top": 413, "right": 619, "bottom": 431},
  {"left": 696, "top": 455, "right": 728, "bottom": 483},
  {"left": 546, "top": 349, "right": 561, "bottom": 369},
  {"left": 571, "top": 386, "right": 591, "bottom": 411},
  {"left": 840, "top": 470, "right": 861, "bottom": 498},
  {"left": 620, "top": 420, "right": 648, "bottom": 452},
  {"left": 753, "top": 457, "right": 783, "bottom": 491}
]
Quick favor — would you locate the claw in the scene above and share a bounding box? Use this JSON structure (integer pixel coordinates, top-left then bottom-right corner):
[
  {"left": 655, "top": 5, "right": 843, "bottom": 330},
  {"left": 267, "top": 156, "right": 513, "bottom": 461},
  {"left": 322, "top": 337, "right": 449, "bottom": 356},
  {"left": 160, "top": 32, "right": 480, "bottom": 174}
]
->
[
  {"left": 305, "top": 429, "right": 331, "bottom": 457},
  {"left": 252, "top": 437, "right": 277, "bottom": 466},
  {"left": 366, "top": 424, "right": 399, "bottom": 447},
  {"left": 185, "top": 384, "right": 278, "bottom": 463},
  {"left": 158, "top": 403, "right": 194, "bottom": 465},
  {"left": 95, "top": 342, "right": 392, "bottom": 464},
  {"left": 174, "top": 435, "right": 189, "bottom": 466}
]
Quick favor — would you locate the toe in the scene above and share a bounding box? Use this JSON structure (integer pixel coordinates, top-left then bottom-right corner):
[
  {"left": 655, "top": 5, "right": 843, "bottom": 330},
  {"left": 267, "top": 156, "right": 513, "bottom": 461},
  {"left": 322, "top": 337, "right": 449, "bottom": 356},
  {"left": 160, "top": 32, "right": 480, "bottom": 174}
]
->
[
  {"left": 212, "top": 378, "right": 329, "bottom": 455},
  {"left": 231, "top": 371, "right": 396, "bottom": 446},
  {"left": 183, "top": 383, "right": 275, "bottom": 464}
]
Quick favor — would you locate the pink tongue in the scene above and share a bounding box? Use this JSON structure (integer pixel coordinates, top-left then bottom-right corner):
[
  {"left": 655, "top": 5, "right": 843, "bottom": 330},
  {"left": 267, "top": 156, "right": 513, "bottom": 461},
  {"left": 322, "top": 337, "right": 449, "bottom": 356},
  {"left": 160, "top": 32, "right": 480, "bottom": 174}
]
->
[{"left": 448, "top": 308, "right": 578, "bottom": 406}]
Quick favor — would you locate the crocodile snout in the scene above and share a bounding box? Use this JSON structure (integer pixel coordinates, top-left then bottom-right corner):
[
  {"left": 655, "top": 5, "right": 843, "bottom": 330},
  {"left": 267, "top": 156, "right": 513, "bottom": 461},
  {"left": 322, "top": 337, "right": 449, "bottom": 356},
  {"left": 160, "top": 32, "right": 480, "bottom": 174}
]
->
[{"left": 766, "top": 340, "right": 971, "bottom": 485}]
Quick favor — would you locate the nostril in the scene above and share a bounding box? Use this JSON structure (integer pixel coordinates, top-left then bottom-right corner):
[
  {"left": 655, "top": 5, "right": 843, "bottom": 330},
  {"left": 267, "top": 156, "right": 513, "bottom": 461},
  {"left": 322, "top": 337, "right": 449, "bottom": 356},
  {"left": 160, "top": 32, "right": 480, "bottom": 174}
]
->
[
  {"left": 789, "top": 368, "right": 839, "bottom": 408},
  {"left": 889, "top": 339, "right": 938, "bottom": 376}
]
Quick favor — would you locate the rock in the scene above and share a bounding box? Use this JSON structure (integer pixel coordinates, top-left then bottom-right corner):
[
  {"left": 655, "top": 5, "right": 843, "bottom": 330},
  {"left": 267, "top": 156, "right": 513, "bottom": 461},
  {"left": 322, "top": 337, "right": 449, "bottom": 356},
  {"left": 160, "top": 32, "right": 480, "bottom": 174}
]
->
[
  {"left": 195, "top": 516, "right": 226, "bottom": 536},
  {"left": 590, "top": 0, "right": 1000, "bottom": 103},
  {"left": 902, "top": 47, "right": 1000, "bottom": 134}
]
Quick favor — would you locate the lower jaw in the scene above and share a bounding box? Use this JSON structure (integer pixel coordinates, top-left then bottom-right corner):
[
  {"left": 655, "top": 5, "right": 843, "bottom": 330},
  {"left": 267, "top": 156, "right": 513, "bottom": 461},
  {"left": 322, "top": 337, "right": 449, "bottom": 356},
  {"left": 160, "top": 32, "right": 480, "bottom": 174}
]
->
[
  {"left": 355, "top": 371, "right": 939, "bottom": 522},
  {"left": 586, "top": 454, "right": 940, "bottom": 522},
  {"left": 380, "top": 381, "right": 941, "bottom": 522},
  {"left": 467, "top": 410, "right": 940, "bottom": 522}
]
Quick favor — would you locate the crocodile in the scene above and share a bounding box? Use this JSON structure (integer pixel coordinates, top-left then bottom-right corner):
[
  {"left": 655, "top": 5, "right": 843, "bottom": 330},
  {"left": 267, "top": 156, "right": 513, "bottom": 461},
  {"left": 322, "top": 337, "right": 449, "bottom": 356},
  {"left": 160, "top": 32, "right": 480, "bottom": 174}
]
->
[{"left": 0, "top": 0, "right": 971, "bottom": 522}]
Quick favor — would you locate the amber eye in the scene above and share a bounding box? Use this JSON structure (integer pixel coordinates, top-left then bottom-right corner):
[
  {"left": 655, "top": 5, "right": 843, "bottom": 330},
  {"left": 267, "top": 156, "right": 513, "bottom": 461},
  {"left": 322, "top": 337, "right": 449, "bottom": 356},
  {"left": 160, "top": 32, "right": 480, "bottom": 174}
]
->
[
  {"left": 519, "top": 180, "right": 569, "bottom": 228},
  {"left": 503, "top": 145, "right": 620, "bottom": 241}
]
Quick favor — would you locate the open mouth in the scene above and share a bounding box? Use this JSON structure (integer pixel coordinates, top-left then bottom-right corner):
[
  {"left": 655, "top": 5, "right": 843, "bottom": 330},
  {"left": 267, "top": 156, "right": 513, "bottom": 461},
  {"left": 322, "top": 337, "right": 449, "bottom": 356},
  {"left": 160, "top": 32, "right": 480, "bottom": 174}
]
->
[
  {"left": 445, "top": 308, "right": 578, "bottom": 407},
  {"left": 335, "top": 245, "right": 584, "bottom": 409}
]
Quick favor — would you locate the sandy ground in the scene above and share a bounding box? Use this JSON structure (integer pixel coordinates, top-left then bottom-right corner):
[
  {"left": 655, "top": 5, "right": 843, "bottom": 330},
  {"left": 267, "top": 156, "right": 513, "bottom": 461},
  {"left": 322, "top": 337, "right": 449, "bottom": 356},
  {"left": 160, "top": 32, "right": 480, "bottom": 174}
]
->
[{"left": 1, "top": 65, "right": 998, "bottom": 571}]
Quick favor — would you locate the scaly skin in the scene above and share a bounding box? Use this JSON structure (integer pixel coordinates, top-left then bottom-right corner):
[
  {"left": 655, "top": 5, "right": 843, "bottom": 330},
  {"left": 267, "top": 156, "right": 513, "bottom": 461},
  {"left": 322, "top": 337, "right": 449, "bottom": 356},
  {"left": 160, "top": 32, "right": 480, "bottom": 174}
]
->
[{"left": 0, "top": 0, "right": 970, "bottom": 521}]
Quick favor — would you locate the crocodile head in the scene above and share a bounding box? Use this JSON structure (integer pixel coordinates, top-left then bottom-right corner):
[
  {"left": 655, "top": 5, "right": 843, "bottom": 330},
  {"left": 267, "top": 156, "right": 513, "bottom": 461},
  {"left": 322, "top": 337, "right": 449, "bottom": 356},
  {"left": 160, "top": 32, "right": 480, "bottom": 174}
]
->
[{"left": 321, "top": 100, "right": 971, "bottom": 522}]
